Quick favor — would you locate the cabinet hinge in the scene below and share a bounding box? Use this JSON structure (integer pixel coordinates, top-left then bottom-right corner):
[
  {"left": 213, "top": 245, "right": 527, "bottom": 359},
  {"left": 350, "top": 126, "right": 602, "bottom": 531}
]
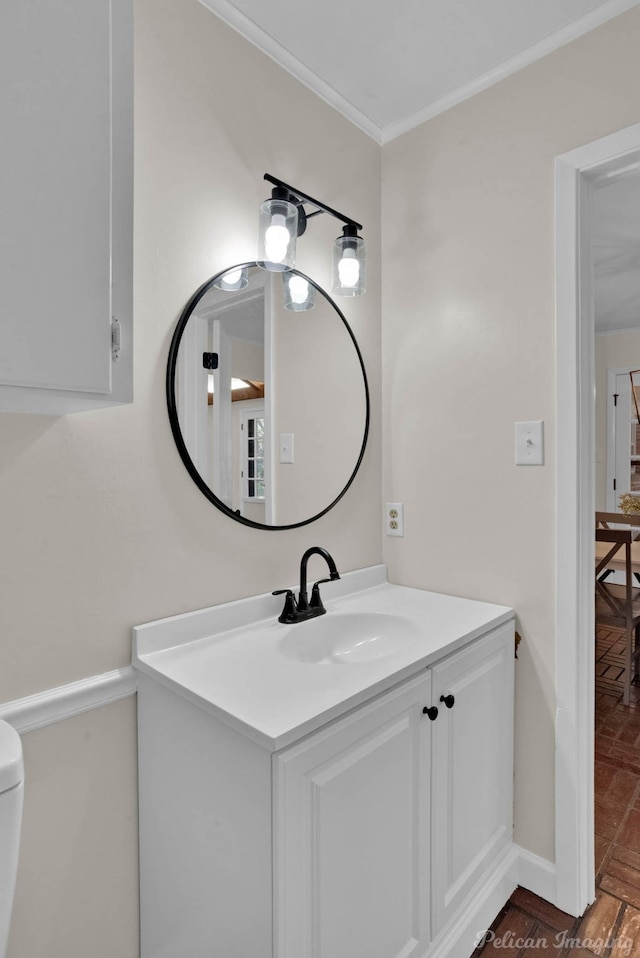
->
[
  {"left": 111, "top": 317, "right": 122, "bottom": 362},
  {"left": 202, "top": 352, "right": 219, "bottom": 370}
]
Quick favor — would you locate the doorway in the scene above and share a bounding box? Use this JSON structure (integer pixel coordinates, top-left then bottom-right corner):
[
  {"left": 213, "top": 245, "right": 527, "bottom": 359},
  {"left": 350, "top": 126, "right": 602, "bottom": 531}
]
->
[
  {"left": 603, "top": 369, "right": 640, "bottom": 514},
  {"left": 555, "top": 123, "right": 640, "bottom": 916}
]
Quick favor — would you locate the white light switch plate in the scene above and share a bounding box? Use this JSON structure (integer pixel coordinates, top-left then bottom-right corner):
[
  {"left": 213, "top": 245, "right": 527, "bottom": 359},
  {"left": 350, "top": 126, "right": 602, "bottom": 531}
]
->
[
  {"left": 515, "top": 421, "right": 544, "bottom": 465},
  {"left": 279, "top": 433, "right": 294, "bottom": 464}
]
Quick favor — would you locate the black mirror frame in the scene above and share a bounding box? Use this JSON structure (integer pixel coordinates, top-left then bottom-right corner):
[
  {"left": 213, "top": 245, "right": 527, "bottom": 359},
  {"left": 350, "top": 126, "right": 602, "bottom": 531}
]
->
[{"left": 166, "top": 262, "right": 370, "bottom": 530}]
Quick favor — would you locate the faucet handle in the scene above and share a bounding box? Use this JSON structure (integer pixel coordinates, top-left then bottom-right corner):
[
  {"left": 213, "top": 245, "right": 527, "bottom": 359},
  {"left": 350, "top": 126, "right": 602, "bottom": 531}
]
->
[
  {"left": 309, "top": 578, "right": 333, "bottom": 610},
  {"left": 272, "top": 589, "right": 298, "bottom": 624}
]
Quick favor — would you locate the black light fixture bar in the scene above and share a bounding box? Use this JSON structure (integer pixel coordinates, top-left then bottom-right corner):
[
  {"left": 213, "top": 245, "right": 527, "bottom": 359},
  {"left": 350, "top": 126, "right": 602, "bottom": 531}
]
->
[{"left": 264, "top": 173, "right": 363, "bottom": 232}]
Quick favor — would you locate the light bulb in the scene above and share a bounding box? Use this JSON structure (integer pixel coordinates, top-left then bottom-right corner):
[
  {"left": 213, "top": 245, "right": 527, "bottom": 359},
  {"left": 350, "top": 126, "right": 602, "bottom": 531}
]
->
[
  {"left": 264, "top": 214, "right": 291, "bottom": 264},
  {"left": 213, "top": 266, "right": 249, "bottom": 291},
  {"left": 258, "top": 193, "right": 298, "bottom": 271},
  {"left": 221, "top": 268, "right": 242, "bottom": 288},
  {"left": 332, "top": 231, "right": 365, "bottom": 296},
  {"left": 288, "top": 275, "right": 309, "bottom": 304},
  {"left": 338, "top": 248, "right": 360, "bottom": 288}
]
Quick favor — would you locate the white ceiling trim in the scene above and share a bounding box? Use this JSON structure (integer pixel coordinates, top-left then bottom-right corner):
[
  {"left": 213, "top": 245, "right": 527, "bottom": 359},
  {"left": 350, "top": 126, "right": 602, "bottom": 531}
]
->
[
  {"left": 595, "top": 326, "right": 640, "bottom": 337},
  {"left": 199, "top": 0, "right": 639, "bottom": 146},
  {"left": 381, "top": 0, "right": 640, "bottom": 143},
  {"left": 197, "top": 0, "right": 383, "bottom": 142}
]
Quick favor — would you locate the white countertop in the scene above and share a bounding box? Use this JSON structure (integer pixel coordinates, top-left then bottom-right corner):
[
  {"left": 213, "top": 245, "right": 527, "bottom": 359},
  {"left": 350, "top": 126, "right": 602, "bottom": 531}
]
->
[{"left": 132, "top": 565, "right": 514, "bottom": 751}]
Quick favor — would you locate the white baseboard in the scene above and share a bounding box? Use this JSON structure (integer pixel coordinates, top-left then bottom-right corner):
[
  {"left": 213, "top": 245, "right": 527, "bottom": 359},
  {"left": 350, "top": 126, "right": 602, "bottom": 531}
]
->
[
  {"left": 515, "top": 844, "right": 557, "bottom": 904},
  {"left": 427, "top": 845, "right": 557, "bottom": 958},
  {"left": 0, "top": 667, "right": 137, "bottom": 734},
  {"left": 428, "top": 843, "right": 519, "bottom": 958}
]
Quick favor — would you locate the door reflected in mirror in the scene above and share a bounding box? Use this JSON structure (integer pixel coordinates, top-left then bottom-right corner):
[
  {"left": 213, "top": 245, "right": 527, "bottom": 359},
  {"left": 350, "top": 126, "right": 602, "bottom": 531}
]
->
[{"left": 167, "top": 264, "right": 369, "bottom": 529}]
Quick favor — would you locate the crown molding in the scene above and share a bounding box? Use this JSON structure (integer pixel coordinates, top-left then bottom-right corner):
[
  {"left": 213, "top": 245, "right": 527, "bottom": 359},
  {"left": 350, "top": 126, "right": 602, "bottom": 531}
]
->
[
  {"left": 595, "top": 324, "right": 640, "bottom": 336},
  {"left": 199, "top": 0, "right": 639, "bottom": 147},
  {"left": 381, "top": 0, "right": 640, "bottom": 143},
  {"left": 196, "top": 0, "right": 383, "bottom": 143}
]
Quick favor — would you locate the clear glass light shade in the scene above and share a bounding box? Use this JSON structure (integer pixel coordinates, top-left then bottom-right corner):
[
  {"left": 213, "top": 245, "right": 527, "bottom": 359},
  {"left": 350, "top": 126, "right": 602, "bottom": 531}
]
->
[
  {"left": 283, "top": 273, "right": 315, "bottom": 311},
  {"left": 332, "top": 234, "right": 366, "bottom": 296},
  {"left": 257, "top": 198, "right": 298, "bottom": 271},
  {"left": 213, "top": 266, "right": 249, "bottom": 291}
]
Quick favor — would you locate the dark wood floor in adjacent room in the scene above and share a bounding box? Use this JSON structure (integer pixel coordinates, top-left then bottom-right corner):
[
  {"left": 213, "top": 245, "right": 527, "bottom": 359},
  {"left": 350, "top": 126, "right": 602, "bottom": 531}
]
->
[{"left": 474, "top": 626, "right": 640, "bottom": 957}]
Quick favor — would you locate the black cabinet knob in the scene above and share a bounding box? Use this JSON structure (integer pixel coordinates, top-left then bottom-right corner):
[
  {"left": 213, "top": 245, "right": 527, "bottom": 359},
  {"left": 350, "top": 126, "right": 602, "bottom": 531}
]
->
[
  {"left": 439, "top": 694, "right": 455, "bottom": 709},
  {"left": 423, "top": 705, "right": 438, "bottom": 721}
]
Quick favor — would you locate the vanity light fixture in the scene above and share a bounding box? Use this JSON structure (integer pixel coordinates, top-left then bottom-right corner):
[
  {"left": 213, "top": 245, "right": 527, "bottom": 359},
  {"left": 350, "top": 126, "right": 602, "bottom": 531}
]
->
[
  {"left": 282, "top": 273, "right": 315, "bottom": 312},
  {"left": 257, "top": 173, "right": 366, "bottom": 296},
  {"left": 213, "top": 266, "right": 249, "bottom": 291}
]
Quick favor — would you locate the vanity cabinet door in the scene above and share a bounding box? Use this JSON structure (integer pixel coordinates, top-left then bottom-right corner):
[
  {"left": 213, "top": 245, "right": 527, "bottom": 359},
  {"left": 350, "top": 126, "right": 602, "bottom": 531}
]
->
[
  {"left": 429, "top": 622, "right": 514, "bottom": 936},
  {"left": 273, "top": 672, "right": 433, "bottom": 958},
  {"left": 0, "top": 0, "right": 132, "bottom": 414}
]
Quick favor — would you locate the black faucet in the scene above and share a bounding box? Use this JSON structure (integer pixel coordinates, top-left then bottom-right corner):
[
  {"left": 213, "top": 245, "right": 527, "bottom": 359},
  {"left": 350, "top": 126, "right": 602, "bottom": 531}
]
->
[{"left": 273, "top": 546, "right": 341, "bottom": 624}]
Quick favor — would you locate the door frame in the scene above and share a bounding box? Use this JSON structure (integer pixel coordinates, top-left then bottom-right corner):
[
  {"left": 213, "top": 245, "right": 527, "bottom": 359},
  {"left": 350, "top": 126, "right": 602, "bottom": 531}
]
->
[
  {"left": 605, "top": 366, "right": 636, "bottom": 512},
  {"left": 555, "top": 122, "right": 640, "bottom": 915}
]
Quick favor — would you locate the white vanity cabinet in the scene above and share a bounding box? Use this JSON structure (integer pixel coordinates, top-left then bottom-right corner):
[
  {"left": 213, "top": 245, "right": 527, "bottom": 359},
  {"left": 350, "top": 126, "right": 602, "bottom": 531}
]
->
[
  {"left": 0, "top": 0, "right": 133, "bottom": 414},
  {"left": 429, "top": 626, "right": 514, "bottom": 937},
  {"left": 273, "top": 623, "right": 514, "bottom": 958},
  {"left": 136, "top": 593, "right": 515, "bottom": 958},
  {"left": 274, "top": 670, "right": 432, "bottom": 958}
]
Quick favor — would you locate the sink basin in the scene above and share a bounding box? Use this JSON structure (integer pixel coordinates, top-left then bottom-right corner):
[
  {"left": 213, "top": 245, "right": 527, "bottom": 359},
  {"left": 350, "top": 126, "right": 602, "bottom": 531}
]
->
[
  {"left": 278, "top": 611, "right": 420, "bottom": 664},
  {"left": 133, "top": 566, "right": 514, "bottom": 748}
]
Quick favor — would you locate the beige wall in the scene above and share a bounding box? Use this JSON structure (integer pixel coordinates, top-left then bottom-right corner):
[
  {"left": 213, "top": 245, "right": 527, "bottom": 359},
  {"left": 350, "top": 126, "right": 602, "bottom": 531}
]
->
[
  {"left": 382, "top": 6, "right": 640, "bottom": 861},
  {"left": 7, "top": 700, "right": 138, "bottom": 958},
  {"left": 595, "top": 330, "right": 640, "bottom": 510},
  {"left": 1, "top": 1, "right": 381, "bottom": 954}
]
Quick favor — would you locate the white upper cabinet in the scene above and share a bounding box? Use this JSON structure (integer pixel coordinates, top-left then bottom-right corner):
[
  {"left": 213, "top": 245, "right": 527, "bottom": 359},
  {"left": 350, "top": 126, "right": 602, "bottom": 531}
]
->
[{"left": 0, "top": 0, "right": 133, "bottom": 414}]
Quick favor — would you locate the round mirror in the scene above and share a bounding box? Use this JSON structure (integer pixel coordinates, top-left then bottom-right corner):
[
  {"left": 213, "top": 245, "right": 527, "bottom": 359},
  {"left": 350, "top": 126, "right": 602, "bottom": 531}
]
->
[{"left": 167, "top": 263, "right": 369, "bottom": 529}]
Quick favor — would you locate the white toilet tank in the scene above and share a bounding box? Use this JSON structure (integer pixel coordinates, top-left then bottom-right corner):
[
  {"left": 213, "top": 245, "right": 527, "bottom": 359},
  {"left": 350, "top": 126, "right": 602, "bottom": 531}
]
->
[{"left": 0, "top": 722, "right": 23, "bottom": 958}]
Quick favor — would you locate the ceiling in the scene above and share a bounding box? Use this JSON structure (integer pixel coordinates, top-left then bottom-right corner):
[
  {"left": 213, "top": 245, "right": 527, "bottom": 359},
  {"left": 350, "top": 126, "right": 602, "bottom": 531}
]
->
[
  {"left": 198, "top": 0, "right": 638, "bottom": 143},
  {"left": 197, "top": 0, "right": 639, "bottom": 332}
]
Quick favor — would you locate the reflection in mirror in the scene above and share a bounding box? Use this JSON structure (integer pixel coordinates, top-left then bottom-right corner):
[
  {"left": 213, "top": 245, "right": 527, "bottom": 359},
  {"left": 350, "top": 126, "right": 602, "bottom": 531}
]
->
[{"left": 167, "top": 264, "right": 369, "bottom": 529}]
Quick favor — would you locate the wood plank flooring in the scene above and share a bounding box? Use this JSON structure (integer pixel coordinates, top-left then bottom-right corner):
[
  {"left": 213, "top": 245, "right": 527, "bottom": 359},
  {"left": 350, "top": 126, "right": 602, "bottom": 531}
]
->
[{"left": 473, "top": 626, "right": 640, "bottom": 957}]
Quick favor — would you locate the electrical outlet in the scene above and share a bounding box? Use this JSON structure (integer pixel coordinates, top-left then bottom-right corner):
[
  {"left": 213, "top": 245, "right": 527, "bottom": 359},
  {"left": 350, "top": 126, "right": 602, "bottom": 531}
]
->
[{"left": 385, "top": 502, "right": 404, "bottom": 537}]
